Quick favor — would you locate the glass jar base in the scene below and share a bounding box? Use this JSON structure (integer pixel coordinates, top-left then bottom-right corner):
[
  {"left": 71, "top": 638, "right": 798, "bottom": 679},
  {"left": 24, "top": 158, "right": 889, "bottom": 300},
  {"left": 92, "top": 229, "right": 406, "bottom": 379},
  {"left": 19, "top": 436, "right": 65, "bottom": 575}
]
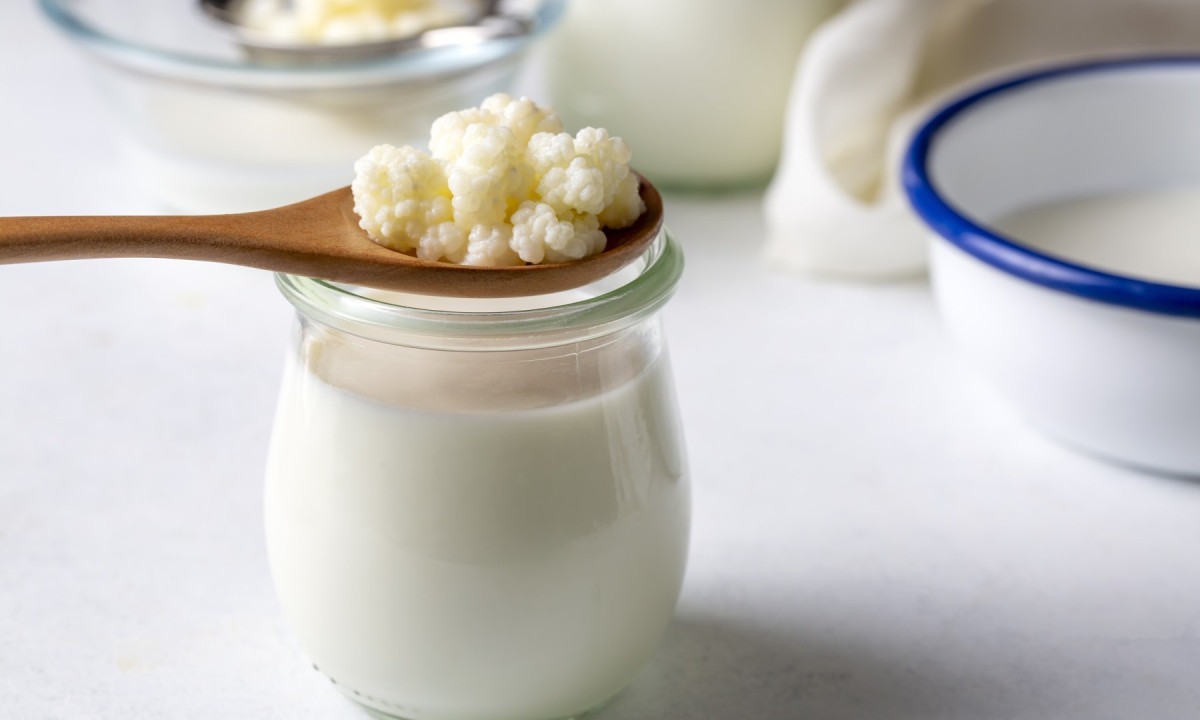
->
[{"left": 320, "top": 668, "right": 619, "bottom": 720}]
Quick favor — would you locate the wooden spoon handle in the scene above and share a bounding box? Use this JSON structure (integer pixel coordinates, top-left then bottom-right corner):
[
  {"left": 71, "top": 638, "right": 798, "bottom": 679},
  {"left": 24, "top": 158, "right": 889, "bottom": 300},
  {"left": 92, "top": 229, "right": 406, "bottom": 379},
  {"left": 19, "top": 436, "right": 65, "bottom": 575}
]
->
[
  {"left": 0, "top": 213, "right": 272, "bottom": 265},
  {"left": 0, "top": 180, "right": 665, "bottom": 297},
  {"left": 0, "top": 205, "right": 436, "bottom": 289}
]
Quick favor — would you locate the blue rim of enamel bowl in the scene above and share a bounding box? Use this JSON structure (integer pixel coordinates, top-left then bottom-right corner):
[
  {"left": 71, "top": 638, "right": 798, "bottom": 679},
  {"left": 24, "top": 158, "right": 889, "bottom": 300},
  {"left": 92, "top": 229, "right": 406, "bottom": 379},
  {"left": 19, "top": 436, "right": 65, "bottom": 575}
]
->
[{"left": 903, "top": 56, "right": 1200, "bottom": 319}]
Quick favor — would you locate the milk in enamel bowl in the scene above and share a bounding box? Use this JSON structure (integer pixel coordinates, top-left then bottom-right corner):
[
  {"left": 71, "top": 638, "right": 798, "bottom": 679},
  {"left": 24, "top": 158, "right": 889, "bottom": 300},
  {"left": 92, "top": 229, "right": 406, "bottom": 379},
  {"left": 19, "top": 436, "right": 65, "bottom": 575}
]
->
[{"left": 994, "top": 187, "right": 1200, "bottom": 287}]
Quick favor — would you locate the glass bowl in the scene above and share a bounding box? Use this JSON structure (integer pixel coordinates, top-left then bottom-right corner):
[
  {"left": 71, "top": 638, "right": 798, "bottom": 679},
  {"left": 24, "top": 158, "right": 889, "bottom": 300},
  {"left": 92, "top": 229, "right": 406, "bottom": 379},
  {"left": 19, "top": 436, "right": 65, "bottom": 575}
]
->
[{"left": 39, "top": 0, "right": 565, "bottom": 213}]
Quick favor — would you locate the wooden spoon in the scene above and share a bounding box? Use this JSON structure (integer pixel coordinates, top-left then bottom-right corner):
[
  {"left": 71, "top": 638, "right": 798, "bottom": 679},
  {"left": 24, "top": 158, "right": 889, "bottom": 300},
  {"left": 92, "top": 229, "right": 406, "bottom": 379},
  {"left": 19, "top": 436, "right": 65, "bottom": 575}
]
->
[{"left": 0, "top": 179, "right": 664, "bottom": 298}]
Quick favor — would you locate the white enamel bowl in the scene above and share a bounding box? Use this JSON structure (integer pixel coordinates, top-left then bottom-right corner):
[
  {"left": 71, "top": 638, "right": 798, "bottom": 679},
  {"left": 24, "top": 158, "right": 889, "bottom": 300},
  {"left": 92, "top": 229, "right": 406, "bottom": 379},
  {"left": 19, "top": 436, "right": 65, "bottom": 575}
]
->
[{"left": 904, "top": 58, "right": 1200, "bottom": 477}]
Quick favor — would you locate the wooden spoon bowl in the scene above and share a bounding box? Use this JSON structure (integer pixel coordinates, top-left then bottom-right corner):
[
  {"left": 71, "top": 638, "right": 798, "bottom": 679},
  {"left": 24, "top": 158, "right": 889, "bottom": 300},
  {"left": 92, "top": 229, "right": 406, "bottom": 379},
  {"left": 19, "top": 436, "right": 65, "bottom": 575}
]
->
[{"left": 0, "top": 177, "right": 664, "bottom": 298}]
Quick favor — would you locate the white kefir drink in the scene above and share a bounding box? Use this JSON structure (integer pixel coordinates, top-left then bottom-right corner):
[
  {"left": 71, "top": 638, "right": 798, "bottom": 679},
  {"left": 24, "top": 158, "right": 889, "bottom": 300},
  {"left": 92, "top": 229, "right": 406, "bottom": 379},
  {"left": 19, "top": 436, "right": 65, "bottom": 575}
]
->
[
  {"left": 265, "top": 335, "right": 688, "bottom": 719},
  {"left": 994, "top": 187, "right": 1200, "bottom": 286}
]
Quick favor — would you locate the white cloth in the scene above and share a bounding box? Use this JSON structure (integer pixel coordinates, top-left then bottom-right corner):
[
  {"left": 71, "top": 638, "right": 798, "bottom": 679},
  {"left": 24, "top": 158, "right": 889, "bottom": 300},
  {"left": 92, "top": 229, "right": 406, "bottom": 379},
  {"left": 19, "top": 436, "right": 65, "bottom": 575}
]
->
[{"left": 764, "top": 0, "right": 1200, "bottom": 280}]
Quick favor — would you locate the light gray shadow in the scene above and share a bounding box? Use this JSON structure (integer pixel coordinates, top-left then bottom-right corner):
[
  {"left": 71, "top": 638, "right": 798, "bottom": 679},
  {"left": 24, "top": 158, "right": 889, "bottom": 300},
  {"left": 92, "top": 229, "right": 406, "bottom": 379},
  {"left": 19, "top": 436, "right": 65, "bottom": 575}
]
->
[{"left": 597, "top": 610, "right": 1029, "bottom": 720}]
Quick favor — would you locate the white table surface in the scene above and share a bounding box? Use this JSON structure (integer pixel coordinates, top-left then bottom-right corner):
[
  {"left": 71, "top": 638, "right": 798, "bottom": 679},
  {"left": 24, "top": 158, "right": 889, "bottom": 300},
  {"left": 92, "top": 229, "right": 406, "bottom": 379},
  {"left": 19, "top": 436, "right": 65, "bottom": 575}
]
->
[{"left": 4, "top": 4, "right": 1200, "bottom": 719}]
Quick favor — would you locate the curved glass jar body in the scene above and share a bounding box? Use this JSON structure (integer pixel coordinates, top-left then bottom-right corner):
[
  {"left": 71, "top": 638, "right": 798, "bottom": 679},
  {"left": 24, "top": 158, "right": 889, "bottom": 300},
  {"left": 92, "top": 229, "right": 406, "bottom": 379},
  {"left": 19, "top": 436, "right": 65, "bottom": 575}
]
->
[{"left": 265, "top": 233, "right": 689, "bottom": 720}]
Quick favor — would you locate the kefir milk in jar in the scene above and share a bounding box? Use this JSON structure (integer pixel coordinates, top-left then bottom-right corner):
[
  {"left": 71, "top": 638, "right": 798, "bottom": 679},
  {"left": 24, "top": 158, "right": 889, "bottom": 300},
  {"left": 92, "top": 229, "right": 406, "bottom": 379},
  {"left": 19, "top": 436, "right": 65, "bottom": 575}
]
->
[
  {"left": 264, "top": 232, "right": 689, "bottom": 720},
  {"left": 543, "top": 0, "right": 842, "bottom": 189}
]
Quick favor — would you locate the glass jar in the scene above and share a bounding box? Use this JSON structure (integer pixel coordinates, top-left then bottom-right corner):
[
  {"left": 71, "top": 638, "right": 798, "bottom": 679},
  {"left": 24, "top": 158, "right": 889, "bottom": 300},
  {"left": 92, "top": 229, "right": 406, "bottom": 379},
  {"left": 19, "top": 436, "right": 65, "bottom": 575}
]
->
[
  {"left": 264, "top": 231, "right": 689, "bottom": 720},
  {"left": 542, "top": 0, "right": 842, "bottom": 190}
]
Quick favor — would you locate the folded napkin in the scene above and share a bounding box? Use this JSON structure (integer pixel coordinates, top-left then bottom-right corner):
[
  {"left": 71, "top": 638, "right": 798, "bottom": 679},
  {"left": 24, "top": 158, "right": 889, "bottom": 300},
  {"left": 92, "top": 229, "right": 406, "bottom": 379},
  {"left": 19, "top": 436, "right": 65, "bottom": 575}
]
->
[{"left": 764, "top": 0, "right": 1200, "bottom": 280}]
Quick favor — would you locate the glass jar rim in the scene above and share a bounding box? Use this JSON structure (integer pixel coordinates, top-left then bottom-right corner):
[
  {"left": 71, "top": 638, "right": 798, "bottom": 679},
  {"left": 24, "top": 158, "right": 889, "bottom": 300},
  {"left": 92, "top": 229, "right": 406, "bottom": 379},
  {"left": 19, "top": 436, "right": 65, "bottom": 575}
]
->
[
  {"left": 37, "top": 0, "right": 565, "bottom": 89},
  {"left": 275, "top": 230, "right": 685, "bottom": 349}
]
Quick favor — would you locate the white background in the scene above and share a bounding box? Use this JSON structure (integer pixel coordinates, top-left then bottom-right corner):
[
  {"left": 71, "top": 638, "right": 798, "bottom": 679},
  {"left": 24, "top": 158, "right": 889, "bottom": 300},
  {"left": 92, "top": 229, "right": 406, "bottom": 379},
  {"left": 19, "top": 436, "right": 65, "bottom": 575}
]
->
[{"left": 2, "top": 3, "right": 1200, "bottom": 719}]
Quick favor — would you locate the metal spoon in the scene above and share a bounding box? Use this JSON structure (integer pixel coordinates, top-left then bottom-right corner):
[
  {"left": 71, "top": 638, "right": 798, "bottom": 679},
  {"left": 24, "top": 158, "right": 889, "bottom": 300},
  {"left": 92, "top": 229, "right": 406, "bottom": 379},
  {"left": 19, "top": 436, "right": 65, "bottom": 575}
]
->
[
  {"left": 0, "top": 179, "right": 664, "bottom": 298},
  {"left": 198, "top": 0, "right": 529, "bottom": 64}
]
